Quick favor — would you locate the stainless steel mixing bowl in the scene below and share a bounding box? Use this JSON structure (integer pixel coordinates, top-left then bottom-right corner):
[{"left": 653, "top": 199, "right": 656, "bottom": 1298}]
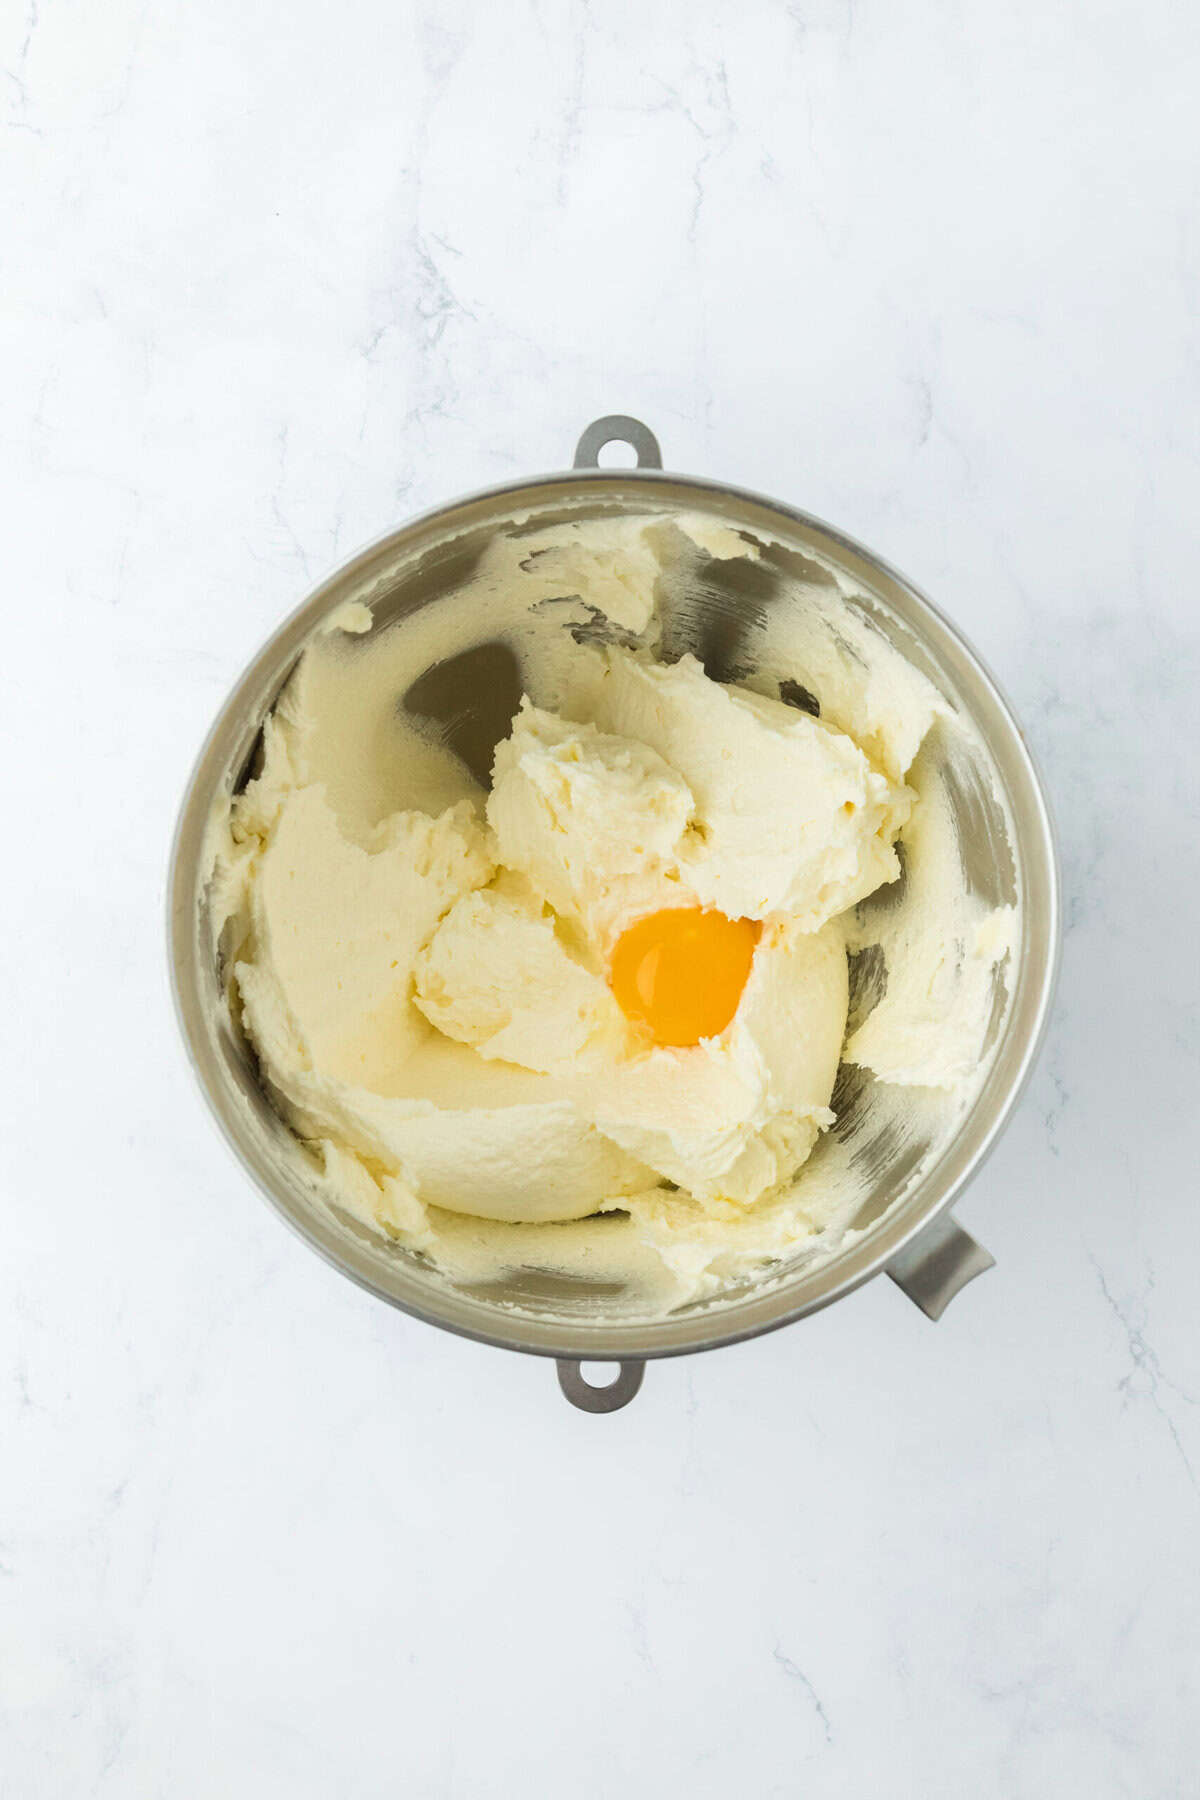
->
[{"left": 169, "top": 415, "right": 1059, "bottom": 1411}]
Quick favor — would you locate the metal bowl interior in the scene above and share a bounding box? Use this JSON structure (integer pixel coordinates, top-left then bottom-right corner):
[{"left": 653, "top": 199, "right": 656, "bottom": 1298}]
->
[{"left": 169, "top": 471, "right": 1059, "bottom": 1361}]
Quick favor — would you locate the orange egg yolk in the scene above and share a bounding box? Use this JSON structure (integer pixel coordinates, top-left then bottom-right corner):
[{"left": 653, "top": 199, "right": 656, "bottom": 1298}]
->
[{"left": 609, "top": 907, "right": 762, "bottom": 1047}]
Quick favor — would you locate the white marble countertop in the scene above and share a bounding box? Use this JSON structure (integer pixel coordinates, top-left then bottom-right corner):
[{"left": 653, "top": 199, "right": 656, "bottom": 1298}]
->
[{"left": 4, "top": 2, "right": 1198, "bottom": 1794}]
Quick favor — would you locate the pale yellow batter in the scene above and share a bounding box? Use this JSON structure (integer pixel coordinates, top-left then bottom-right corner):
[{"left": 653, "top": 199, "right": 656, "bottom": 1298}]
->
[{"left": 211, "top": 512, "right": 1013, "bottom": 1312}]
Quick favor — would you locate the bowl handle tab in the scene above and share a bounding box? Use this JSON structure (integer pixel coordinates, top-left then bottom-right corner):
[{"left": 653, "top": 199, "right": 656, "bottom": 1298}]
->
[
  {"left": 556, "top": 1359, "right": 646, "bottom": 1413},
  {"left": 887, "top": 1212, "right": 995, "bottom": 1320},
  {"left": 573, "top": 415, "right": 663, "bottom": 471}
]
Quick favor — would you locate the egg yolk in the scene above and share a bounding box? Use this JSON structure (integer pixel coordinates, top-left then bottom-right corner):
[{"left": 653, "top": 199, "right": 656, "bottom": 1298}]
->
[{"left": 609, "top": 907, "right": 761, "bottom": 1047}]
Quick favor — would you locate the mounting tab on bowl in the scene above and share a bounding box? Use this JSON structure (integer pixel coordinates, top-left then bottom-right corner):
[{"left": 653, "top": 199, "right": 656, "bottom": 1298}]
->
[
  {"left": 887, "top": 1212, "right": 995, "bottom": 1321},
  {"left": 573, "top": 415, "right": 663, "bottom": 471},
  {"left": 556, "top": 1359, "right": 646, "bottom": 1413}
]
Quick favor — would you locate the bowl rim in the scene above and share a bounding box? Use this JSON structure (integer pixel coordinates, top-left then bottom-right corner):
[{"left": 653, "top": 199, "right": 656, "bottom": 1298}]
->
[{"left": 168, "top": 466, "right": 1062, "bottom": 1361}]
